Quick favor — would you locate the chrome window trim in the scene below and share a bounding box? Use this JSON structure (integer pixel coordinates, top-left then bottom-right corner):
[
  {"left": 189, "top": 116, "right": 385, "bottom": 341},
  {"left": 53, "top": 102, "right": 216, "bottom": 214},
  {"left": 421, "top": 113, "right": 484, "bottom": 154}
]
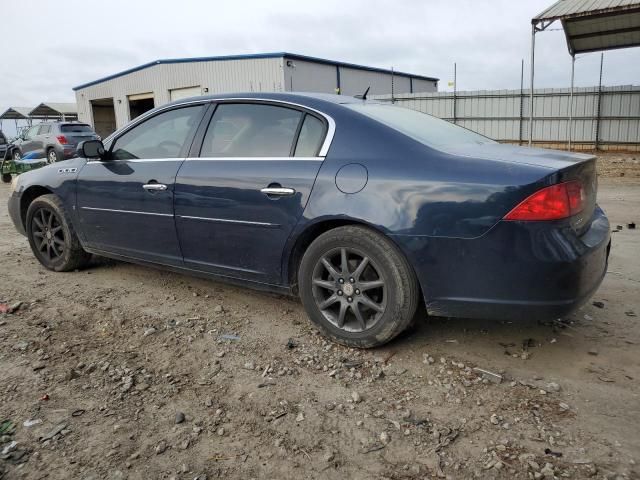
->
[
  {"left": 86, "top": 158, "right": 185, "bottom": 164},
  {"left": 81, "top": 206, "right": 173, "bottom": 217},
  {"left": 178, "top": 215, "right": 279, "bottom": 228},
  {"left": 102, "top": 97, "right": 336, "bottom": 158},
  {"left": 86, "top": 156, "right": 323, "bottom": 164},
  {"left": 188, "top": 156, "right": 323, "bottom": 162}
]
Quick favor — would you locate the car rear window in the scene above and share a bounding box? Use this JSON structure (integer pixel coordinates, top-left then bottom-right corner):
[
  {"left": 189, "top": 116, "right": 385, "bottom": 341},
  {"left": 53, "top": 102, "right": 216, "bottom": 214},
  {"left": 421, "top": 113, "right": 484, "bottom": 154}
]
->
[
  {"left": 61, "top": 124, "right": 93, "bottom": 133},
  {"left": 346, "top": 103, "right": 495, "bottom": 148}
]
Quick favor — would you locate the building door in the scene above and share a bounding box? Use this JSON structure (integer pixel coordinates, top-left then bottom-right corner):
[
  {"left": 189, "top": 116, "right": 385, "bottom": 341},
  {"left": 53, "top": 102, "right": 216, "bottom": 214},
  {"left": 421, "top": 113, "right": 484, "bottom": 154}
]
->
[
  {"left": 90, "top": 98, "right": 117, "bottom": 138},
  {"left": 76, "top": 104, "right": 207, "bottom": 265},
  {"left": 170, "top": 86, "right": 202, "bottom": 102},
  {"left": 128, "top": 93, "right": 155, "bottom": 121},
  {"left": 174, "top": 101, "right": 328, "bottom": 285}
]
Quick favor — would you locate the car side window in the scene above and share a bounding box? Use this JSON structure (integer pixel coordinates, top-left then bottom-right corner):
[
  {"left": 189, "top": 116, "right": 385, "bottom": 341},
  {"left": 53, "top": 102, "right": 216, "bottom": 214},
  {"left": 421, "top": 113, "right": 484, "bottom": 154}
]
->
[
  {"left": 24, "top": 126, "right": 38, "bottom": 140},
  {"left": 111, "top": 105, "right": 204, "bottom": 160},
  {"left": 37, "top": 125, "right": 51, "bottom": 135},
  {"left": 200, "top": 103, "right": 302, "bottom": 157},
  {"left": 294, "top": 114, "right": 326, "bottom": 157}
]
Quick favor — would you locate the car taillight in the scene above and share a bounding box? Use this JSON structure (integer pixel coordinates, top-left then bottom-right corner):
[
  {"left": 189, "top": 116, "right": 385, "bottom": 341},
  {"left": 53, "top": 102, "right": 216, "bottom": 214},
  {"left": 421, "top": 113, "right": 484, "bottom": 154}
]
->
[
  {"left": 56, "top": 135, "right": 68, "bottom": 144},
  {"left": 504, "top": 181, "right": 584, "bottom": 221}
]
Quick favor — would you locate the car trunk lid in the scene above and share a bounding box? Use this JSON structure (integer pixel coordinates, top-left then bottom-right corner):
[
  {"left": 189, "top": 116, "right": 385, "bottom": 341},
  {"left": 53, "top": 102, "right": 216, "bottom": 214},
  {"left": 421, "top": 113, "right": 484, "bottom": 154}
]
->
[
  {"left": 443, "top": 144, "right": 598, "bottom": 234},
  {"left": 59, "top": 124, "right": 99, "bottom": 146}
]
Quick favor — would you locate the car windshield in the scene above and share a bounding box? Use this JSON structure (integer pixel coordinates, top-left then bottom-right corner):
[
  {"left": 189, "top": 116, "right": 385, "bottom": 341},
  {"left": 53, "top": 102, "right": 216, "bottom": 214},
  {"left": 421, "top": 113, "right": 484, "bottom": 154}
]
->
[
  {"left": 61, "top": 124, "right": 93, "bottom": 133},
  {"left": 346, "top": 103, "right": 495, "bottom": 148}
]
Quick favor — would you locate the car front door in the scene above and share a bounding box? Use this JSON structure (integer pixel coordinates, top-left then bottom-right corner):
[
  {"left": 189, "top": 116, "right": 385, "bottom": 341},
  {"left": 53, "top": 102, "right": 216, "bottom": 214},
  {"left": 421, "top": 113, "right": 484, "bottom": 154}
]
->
[
  {"left": 19, "top": 125, "right": 40, "bottom": 157},
  {"left": 174, "top": 101, "right": 330, "bottom": 285},
  {"left": 76, "top": 103, "right": 207, "bottom": 266}
]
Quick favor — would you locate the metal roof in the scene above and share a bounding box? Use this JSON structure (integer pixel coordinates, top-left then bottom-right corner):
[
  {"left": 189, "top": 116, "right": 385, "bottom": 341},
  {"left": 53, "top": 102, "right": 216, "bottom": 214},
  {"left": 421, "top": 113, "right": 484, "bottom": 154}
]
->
[
  {"left": 29, "top": 103, "right": 78, "bottom": 118},
  {"left": 73, "top": 52, "right": 439, "bottom": 91},
  {"left": 533, "top": 0, "right": 640, "bottom": 53},
  {"left": 0, "top": 107, "right": 33, "bottom": 120}
]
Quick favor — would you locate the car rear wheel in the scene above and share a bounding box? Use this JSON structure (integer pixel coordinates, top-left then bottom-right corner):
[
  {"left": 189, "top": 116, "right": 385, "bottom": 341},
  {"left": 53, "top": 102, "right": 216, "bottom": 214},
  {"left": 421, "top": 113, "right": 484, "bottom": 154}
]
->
[
  {"left": 298, "top": 225, "right": 419, "bottom": 348},
  {"left": 47, "top": 148, "right": 60, "bottom": 164},
  {"left": 26, "top": 194, "right": 91, "bottom": 272}
]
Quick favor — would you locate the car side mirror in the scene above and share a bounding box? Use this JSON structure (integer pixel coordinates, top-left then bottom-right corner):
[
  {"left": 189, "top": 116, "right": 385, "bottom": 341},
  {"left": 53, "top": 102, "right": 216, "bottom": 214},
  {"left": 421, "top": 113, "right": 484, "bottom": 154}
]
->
[{"left": 78, "top": 140, "right": 106, "bottom": 159}]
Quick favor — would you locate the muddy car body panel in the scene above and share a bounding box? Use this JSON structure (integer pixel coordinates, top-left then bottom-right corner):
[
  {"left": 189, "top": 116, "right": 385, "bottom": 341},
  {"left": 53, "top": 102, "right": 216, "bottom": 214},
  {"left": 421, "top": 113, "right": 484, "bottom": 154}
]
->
[{"left": 8, "top": 92, "right": 610, "bottom": 321}]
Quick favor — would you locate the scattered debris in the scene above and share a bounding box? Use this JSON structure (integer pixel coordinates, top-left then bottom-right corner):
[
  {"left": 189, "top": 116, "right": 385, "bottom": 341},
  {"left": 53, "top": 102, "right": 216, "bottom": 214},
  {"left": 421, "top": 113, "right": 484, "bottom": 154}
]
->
[
  {"left": 0, "top": 302, "right": 22, "bottom": 314},
  {"left": 473, "top": 367, "right": 503, "bottom": 384},
  {"left": 545, "top": 382, "right": 561, "bottom": 393},
  {"left": 143, "top": 327, "right": 157, "bottom": 337},
  {"left": 155, "top": 440, "right": 167, "bottom": 455},
  {"left": 39, "top": 423, "right": 67, "bottom": 442},
  {"left": 544, "top": 448, "right": 563, "bottom": 458},
  {"left": 22, "top": 419, "right": 42, "bottom": 428},
  {"left": 175, "top": 412, "right": 186, "bottom": 424},
  {"left": 286, "top": 338, "right": 298, "bottom": 349},
  {"left": 592, "top": 301, "right": 605, "bottom": 308},
  {"left": 628, "top": 222, "right": 636, "bottom": 229}
]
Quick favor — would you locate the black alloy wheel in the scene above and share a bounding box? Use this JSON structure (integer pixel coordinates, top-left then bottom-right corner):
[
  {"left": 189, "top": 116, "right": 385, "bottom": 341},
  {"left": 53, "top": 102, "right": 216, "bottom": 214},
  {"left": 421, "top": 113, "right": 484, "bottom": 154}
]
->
[
  {"left": 30, "top": 206, "right": 66, "bottom": 264},
  {"left": 26, "top": 194, "right": 91, "bottom": 272},
  {"left": 311, "top": 247, "right": 386, "bottom": 332},
  {"left": 299, "top": 225, "right": 420, "bottom": 348}
]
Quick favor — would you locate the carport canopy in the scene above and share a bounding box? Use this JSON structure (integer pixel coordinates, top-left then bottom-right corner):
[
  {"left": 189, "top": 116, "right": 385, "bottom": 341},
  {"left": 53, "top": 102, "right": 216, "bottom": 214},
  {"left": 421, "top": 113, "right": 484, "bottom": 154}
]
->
[
  {"left": 533, "top": 0, "right": 640, "bottom": 54},
  {"left": 0, "top": 107, "right": 32, "bottom": 120},
  {"left": 528, "top": 0, "right": 640, "bottom": 146},
  {"left": 28, "top": 102, "right": 78, "bottom": 120}
]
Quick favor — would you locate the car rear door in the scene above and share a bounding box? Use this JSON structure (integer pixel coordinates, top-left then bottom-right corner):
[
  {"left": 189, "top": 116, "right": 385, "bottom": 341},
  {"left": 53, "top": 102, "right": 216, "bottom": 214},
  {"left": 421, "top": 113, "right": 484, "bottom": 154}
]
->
[
  {"left": 76, "top": 103, "right": 207, "bottom": 266},
  {"left": 174, "top": 101, "right": 330, "bottom": 285}
]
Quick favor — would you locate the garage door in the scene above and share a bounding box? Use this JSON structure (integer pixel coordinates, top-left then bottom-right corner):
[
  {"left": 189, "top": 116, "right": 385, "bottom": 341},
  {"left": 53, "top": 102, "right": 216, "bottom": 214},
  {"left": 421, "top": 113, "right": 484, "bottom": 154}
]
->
[{"left": 170, "top": 86, "right": 202, "bottom": 101}]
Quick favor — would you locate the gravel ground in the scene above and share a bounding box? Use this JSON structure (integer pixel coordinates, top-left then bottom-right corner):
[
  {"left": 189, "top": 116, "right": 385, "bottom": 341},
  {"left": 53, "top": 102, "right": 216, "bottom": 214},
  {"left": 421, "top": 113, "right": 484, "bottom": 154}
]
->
[{"left": 1, "top": 157, "right": 639, "bottom": 480}]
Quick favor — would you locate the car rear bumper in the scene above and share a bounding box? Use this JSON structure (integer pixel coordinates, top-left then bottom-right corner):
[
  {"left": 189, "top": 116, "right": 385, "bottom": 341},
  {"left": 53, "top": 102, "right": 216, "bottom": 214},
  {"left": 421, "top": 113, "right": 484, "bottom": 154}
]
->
[
  {"left": 392, "top": 205, "right": 611, "bottom": 321},
  {"left": 8, "top": 191, "right": 25, "bottom": 236}
]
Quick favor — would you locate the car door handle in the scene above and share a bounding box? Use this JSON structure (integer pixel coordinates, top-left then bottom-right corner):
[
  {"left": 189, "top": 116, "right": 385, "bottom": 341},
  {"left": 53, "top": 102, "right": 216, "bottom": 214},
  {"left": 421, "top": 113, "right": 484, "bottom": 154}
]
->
[
  {"left": 260, "top": 187, "right": 295, "bottom": 196},
  {"left": 143, "top": 183, "right": 167, "bottom": 191}
]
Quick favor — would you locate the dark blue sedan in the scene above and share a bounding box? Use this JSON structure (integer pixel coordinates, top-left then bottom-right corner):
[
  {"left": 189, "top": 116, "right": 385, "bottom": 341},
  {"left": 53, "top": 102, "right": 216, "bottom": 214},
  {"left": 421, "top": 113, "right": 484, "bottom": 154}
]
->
[{"left": 7, "top": 93, "right": 610, "bottom": 347}]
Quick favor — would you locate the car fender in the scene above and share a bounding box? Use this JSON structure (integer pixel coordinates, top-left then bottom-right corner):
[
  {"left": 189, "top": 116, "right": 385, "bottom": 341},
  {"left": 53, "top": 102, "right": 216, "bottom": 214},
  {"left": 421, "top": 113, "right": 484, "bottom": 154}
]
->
[{"left": 11, "top": 157, "right": 88, "bottom": 233}]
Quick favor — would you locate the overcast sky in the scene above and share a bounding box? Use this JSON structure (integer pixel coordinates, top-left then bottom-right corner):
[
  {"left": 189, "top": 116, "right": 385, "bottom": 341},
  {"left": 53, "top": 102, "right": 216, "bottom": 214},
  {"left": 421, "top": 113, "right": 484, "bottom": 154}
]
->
[{"left": 1, "top": 0, "right": 639, "bottom": 136}]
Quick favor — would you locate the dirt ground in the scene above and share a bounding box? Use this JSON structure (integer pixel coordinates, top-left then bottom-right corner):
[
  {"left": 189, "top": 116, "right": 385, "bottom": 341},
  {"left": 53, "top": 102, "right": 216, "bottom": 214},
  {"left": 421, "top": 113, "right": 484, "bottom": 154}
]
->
[{"left": 1, "top": 154, "right": 639, "bottom": 480}]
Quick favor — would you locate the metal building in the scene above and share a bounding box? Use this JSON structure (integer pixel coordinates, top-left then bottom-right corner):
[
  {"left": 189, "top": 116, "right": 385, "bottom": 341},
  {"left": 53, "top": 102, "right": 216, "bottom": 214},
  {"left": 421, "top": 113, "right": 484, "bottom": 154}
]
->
[{"left": 73, "top": 52, "right": 438, "bottom": 138}]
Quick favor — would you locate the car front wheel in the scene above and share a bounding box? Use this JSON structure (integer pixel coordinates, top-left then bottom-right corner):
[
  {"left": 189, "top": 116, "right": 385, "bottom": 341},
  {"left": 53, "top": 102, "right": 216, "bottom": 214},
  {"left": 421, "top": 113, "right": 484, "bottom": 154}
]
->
[
  {"left": 298, "top": 225, "right": 420, "bottom": 348},
  {"left": 26, "top": 194, "right": 91, "bottom": 272}
]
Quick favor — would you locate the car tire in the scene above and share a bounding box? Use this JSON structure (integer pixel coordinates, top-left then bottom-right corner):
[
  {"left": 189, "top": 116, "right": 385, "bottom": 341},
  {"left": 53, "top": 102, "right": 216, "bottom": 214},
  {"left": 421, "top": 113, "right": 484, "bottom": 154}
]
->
[
  {"left": 26, "top": 194, "right": 91, "bottom": 272},
  {"left": 1, "top": 173, "right": 11, "bottom": 183},
  {"left": 47, "top": 148, "right": 60, "bottom": 164},
  {"left": 298, "top": 225, "right": 420, "bottom": 348}
]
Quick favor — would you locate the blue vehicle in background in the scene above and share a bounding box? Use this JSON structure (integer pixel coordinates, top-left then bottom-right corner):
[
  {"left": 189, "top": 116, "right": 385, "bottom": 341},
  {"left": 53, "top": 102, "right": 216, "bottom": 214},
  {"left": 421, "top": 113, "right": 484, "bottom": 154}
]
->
[
  {"left": 1, "top": 142, "right": 47, "bottom": 184},
  {"left": 6, "top": 92, "right": 610, "bottom": 348}
]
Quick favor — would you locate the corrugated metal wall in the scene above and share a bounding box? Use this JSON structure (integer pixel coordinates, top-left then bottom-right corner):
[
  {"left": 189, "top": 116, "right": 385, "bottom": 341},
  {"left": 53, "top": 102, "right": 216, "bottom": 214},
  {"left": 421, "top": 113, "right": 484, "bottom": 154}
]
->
[
  {"left": 374, "top": 85, "right": 640, "bottom": 149},
  {"left": 75, "top": 57, "right": 284, "bottom": 130},
  {"left": 283, "top": 59, "right": 437, "bottom": 96}
]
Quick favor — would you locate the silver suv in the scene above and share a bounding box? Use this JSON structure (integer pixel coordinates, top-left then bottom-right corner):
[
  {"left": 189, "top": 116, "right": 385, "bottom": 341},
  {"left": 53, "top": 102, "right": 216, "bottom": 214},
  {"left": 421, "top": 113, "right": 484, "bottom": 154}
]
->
[{"left": 13, "top": 122, "right": 99, "bottom": 163}]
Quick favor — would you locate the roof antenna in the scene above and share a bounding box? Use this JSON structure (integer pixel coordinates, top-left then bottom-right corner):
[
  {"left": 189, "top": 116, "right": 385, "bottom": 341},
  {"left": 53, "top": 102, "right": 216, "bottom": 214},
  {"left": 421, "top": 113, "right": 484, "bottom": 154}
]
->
[{"left": 354, "top": 86, "right": 370, "bottom": 100}]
